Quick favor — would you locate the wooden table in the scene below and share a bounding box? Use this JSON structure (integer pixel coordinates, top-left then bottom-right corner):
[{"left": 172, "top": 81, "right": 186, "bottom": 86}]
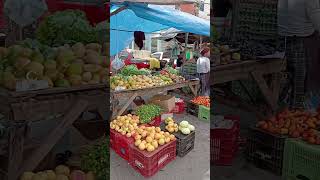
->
[
  {"left": 211, "top": 58, "right": 286, "bottom": 113},
  {"left": 111, "top": 80, "right": 200, "bottom": 118},
  {"left": 0, "top": 84, "right": 108, "bottom": 180}
]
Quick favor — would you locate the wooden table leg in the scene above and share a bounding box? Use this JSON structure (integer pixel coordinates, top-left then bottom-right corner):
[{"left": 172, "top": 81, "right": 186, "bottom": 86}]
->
[
  {"left": 188, "top": 84, "right": 198, "bottom": 96},
  {"left": 8, "top": 124, "right": 27, "bottom": 180},
  {"left": 251, "top": 71, "right": 278, "bottom": 112},
  {"left": 116, "top": 92, "right": 138, "bottom": 117},
  {"left": 18, "top": 99, "right": 88, "bottom": 175}
]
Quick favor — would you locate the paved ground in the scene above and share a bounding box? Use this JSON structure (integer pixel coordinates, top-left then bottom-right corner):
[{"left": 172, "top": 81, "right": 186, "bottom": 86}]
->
[
  {"left": 110, "top": 113, "right": 210, "bottom": 180},
  {"left": 211, "top": 153, "right": 281, "bottom": 180},
  {"left": 212, "top": 102, "right": 282, "bottom": 180}
]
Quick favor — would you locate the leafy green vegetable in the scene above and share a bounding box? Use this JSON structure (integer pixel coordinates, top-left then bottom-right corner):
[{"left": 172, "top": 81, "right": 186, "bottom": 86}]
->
[
  {"left": 119, "top": 65, "right": 149, "bottom": 76},
  {"left": 81, "top": 138, "right": 109, "bottom": 180},
  {"left": 36, "top": 10, "right": 98, "bottom": 46},
  {"left": 136, "top": 104, "right": 162, "bottom": 124}
]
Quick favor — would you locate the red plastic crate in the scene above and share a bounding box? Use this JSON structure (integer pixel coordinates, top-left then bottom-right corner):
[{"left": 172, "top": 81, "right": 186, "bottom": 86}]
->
[
  {"left": 110, "top": 129, "right": 135, "bottom": 161},
  {"left": 129, "top": 139, "right": 176, "bottom": 178},
  {"left": 211, "top": 116, "right": 240, "bottom": 165},
  {"left": 110, "top": 128, "right": 116, "bottom": 150},
  {"left": 148, "top": 116, "right": 161, "bottom": 127},
  {"left": 172, "top": 101, "right": 185, "bottom": 114}
]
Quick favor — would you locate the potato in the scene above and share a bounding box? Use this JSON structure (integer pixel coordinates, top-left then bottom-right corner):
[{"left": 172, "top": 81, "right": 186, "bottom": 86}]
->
[
  {"left": 55, "top": 165, "right": 70, "bottom": 176},
  {"left": 20, "top": 172, "right": 35, "bottom": 180}
]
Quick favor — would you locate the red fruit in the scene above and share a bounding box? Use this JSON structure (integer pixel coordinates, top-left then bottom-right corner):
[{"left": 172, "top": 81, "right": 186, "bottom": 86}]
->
[
  {"left": 291, "top": 130, "right": 300, "bottom": 138},
  {"left": 302, "top": 132, "right": 309, "bottom": 140},
  {"left": 316, "top": 137, "right": 320, "bottom": 145},
  {"left": 307, "top": 137, "right": 316, "bottom": 144}
]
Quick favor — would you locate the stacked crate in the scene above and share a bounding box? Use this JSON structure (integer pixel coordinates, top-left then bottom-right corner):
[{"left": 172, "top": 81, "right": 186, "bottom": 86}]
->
[{"left": 235, "top": 0, "right": 279, "bottom": 46}]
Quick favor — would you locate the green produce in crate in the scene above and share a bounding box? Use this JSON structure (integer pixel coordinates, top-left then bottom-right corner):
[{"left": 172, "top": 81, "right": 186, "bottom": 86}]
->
[
  {"left": 136, "top": 104, "right": 162, "bottom": 124},
  {"left": 81, "top": 139, "right": 109, "bottom": 180}
]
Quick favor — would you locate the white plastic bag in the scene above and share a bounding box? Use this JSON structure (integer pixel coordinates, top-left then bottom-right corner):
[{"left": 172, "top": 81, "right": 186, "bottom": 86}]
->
[{"left": 111, "top": 54, "right": 125, "bottom": 70}]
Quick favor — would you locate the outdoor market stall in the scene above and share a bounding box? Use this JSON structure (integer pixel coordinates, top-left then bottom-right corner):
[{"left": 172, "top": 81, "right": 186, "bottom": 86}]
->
[
  {"left": 110, "top": 1, "right": 210, "bottom": 178},
  {"left": 0, "top": 1, "right": 109, "bottom": 180}
]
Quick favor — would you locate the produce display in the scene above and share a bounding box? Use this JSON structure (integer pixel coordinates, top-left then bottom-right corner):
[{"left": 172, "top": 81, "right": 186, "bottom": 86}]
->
[
  {"left": 111, "top": 74, "right": 173, "bottom": 90},
  {"left": 37, "top": 10, "right": 99, "bottom": 46},
  {"left": 191, "top": 96, "right": 210, "bottom": 107},
  {"left": 20, "top": 165, "right": 94, "bottom": 180},
  {"left": 110, "top": 65, "right": 186, "bottom": 91},
  {"left": 133, "top": 125, "right": 176, "bottom": 152},
  {"left": 179, "top": 121, "right": 195, "bottom": 135},
  {"left": 164, "top": 117, "right": 179, "bottom": 133},
  {"left": 164, "top": 118, "right": 195, "bottom": 135},
  {"left": 81, "top": 140, "right": 109, "bottom": 180},
  {"left": 110, "top": 114, "right": 140, "bottom": 136},
  {"left": 212, "top": 44, "right": 241, "bottom": 65},
  {"left": 0, "top": 41, "right": 107, "bottom": 90},
  {"left": 110, "top": 114, "right": 176, "bottom": 152},
  {"left": 256, "top": 109, "right": 320, "bottom": 144},
  {"left": 136, "top": 104, "right": 162, "bottom": 124},
  {"left": 160, "top": 68, "right": 185, "bottom": 83},
  {"left": 118, "top": 65, "right": 150, "bottom": 76}
]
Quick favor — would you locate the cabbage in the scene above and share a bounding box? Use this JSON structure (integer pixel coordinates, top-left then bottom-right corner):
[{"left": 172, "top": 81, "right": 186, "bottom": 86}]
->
[
  {"left": 179, "top": 121, "right": 189, "bottom": 128},
  {"left": 188, "top": 124, "right": 195, "bottom": 131},
  {"left": 181, "top": 127, "right": 191, "bottom": 135}
]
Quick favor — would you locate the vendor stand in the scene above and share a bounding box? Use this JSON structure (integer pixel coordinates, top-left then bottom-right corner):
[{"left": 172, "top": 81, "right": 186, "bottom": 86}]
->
[
  {"left": 111, "top": 80, "right": 199, "bottom": 118},
  {"left": 0, "top": 1, "right": 108, "bottom": 179},
  {"left": 211, "top": 58, "right": 285, "bottom": 115}
]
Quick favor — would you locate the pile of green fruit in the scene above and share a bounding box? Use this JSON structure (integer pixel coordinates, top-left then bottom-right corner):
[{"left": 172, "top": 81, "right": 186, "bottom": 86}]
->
[
  {"left": 136, "top": 104, "right": 162, "bottom": 124},
  {"left": 0, "top": 41, "right": 108, "bottom": 91}
]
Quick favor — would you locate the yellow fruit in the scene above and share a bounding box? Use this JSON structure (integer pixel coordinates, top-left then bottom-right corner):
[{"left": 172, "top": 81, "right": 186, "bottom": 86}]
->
[
  {"left": 45, "top": 170, "right": 56, "bottom": 180},
  {"left": 135, "top": 135, "right": 141, "bottom": 140},
  {"left": 55, "top": 165, "right": 70, "bottom": 175},
  {"left": 155, "top": 127, "right": 161, "bottom": 133},
  {"left": 141, "top": 131, "right": 147, "bottom": 138},
  {"left": 138, "top": 143, "right": 146, "bottom": 151},
  {"left": 152, "top": 141, "right": 159, "bottom": 149},
  {"left": 20, "top": 172, "right": 35, "bottom": 180},
  {"left": 155, "top": 133, "right": 161, "bottom": 140},
  {"left": 126, "top": 133, "right": 132, "bottom": 138},
  {"left": 170, "top": 134, "right": 175, "bottom": 141},
  {"left": 165, "top": 137, "right": 171, "bottom": 143},
  {"left": 135, "top": 139, "right": 142, "bottom": 146},
  {"left": 147, "top": 145, "right": 155, "bottom": 152},
  {"left": 158, "top": 138, "right": 165, "bottom": 145},
  {"left": 146, "top": 136, "right": 153, "bottom": 143},
  {"left": 164, "top": 132, "right": 170, "bottom": 137}
]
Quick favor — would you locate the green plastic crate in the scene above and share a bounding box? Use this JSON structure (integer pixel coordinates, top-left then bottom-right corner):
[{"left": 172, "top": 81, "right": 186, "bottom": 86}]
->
[
  {"left": 282, "top": 139, "right": 320, "bottom": 180},
  {"left": 198, "top": 105, "right": 210, "bottom": 122}
]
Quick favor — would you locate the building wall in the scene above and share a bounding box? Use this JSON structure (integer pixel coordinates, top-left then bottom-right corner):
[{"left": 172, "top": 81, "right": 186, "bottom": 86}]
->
[
  {"left": 198, "top": 0, "right": 210, "bottom": 20},
  {"left": 179, "top": 4, "right": 197, "bottom": 15}
]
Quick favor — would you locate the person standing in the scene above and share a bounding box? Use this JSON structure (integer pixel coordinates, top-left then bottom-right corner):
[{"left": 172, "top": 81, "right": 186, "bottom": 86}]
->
[
  {"left": 197, "top": 47, "right": 210, "bottom": 96},
  {"left": 278, "top": 0, "right": 320, "bottom": 109}
]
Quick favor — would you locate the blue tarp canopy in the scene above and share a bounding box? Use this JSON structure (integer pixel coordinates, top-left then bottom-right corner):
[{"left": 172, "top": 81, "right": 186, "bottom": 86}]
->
[{"left": 110, "top": 3, "right": 210, "bottom": 56}]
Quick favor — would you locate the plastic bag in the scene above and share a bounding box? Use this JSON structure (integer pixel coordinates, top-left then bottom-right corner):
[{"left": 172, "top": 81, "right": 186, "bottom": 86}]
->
[
  {"left": 4, "top": 0, "right": 47, "bottom": 27},
  {"left": 111, "top": 54, "right": 125, "bottom": 70}
]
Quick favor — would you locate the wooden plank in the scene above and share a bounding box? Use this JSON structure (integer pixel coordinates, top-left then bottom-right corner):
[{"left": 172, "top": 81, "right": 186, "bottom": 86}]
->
[
  {"left": 116, "top": 92, "right": 138, "bottom": 117},
  {"left": 18, "top": 99, "right": 88, "bottom": 175},
  {"left": 251, "top": 71, "right": 277, "bottom": 111},
  {"left": 112, "top": 80, "right": 199, "bottom": 98},
  {"left": 0, "top": 84, "right": 108, "bottom": 98},
  {"left": 8, "top": 125, "right": 26, "bottom": 180}
]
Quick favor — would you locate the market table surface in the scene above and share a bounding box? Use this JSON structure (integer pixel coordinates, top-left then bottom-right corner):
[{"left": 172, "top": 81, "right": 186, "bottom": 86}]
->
[
  {"left": 111, "top": 80, "right": 200, "bottom": 118},
  {"left": 211, "top": 58, "right": 286, "bottom": 113}
]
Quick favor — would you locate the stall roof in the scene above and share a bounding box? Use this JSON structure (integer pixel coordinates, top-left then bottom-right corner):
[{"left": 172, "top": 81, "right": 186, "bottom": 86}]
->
[
  {"left": 111, "top": 0, "right": 197, "bottom": 5},
  {"left": 110, "top": 2, "right": 210, "bottom": 56}
]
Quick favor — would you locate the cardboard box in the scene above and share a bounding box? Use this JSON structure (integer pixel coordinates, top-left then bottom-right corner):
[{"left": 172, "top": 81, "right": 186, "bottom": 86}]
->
[{"left": 149, "top": 95, "right": 175, "bottom": 112}]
